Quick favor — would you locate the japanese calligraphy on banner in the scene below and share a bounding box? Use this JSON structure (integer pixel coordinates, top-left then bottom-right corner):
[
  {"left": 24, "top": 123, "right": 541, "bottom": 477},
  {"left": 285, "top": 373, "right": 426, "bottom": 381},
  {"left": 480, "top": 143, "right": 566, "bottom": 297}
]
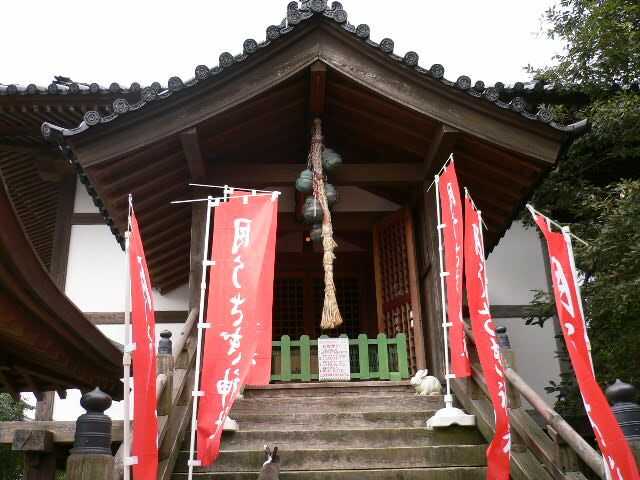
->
[
  {"left": 464, "top": 196, "right": 510, "bottom": 480},
  {"left": 534, "top": 213, "right": 639, "bottom": 480},
  {"left": 438, "top": 161, "right": 471, "bottom": 377},
  {"left": 245, "top": 197, "right": 278, "bottom": 386},
  {"left": 197, "top": 194, "right": 278, "bottom": 466},
  {"left": 129, "top": 210, "right": 158, "bottom": 480}
]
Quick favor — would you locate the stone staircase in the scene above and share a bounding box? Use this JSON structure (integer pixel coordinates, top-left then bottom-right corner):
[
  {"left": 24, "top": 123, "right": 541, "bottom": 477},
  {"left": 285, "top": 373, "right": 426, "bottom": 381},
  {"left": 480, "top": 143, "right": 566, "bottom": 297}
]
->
[{"left": 171, "top": 381, "right": 488, "bottom": 479}]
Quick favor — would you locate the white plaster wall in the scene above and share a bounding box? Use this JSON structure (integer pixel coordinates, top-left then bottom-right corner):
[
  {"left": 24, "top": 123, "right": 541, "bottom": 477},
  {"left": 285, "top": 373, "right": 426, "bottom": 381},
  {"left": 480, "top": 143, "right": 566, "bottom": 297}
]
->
[
  {"left": 487, "top": 221, "right": 548, "bottom": 305},
  {"left": 65, "top": 224, "right": 188, "bottom": 312},
  {"left": 487, "top": 221, "right": 560, "bottom": 405},
  {"left": 73, "top": 178, "right": 99, "bottom": 213}
]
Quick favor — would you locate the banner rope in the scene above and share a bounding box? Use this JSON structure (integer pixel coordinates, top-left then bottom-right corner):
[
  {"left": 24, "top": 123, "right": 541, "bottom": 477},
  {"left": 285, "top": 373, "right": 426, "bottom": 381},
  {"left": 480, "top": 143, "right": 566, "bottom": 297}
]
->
[
  {"left": 526, "top": 204, "right": 589, "bottom": 246},
  {"left": 308, "top": 118, "right": 343, "bottom": 330}
]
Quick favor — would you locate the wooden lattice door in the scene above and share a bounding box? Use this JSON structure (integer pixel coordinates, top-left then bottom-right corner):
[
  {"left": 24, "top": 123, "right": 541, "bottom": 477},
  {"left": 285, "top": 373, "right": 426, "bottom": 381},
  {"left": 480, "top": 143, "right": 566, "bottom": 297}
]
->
[{"left": 373, "top": 208, "right": 426, "bottom": 373}]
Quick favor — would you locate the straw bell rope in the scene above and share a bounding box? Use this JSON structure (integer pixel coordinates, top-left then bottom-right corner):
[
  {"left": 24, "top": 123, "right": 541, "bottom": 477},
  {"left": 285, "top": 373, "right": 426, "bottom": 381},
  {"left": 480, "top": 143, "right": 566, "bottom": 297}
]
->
[{"left": 309, "top": 118, "right": 343, "bottom": 330}]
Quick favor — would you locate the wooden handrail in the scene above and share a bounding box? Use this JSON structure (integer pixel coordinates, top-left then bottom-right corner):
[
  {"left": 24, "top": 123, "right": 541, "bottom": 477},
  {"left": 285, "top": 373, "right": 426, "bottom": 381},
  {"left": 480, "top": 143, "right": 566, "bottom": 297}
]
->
[
  {"left": 504, "top": 367, "right": 605, "bottom": 478},
  {"left": 113, "top": 308, "right": 198, "bottom": 480},
  {"left": 461, "top": 322, "right": 605, "bottom": 479},
  {"left": 172, "top": 308, "right": 198, "bottom": 362}
]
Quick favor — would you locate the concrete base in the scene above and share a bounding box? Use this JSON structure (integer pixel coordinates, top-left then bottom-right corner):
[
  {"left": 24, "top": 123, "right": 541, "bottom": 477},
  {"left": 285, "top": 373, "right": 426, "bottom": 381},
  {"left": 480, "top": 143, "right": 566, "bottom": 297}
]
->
[{"left": 426, "top": 407, "right": 476, "bottom": 430}]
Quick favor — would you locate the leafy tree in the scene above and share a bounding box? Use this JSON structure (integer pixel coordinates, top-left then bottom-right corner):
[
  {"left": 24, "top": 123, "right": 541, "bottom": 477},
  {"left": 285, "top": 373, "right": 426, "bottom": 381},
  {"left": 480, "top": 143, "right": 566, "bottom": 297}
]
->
[
  {"left": 0, "top": 394, "right": 29, "bottom": 480},
  {"left": 524, "top": 0, "right": 640, "bottom": 415}
]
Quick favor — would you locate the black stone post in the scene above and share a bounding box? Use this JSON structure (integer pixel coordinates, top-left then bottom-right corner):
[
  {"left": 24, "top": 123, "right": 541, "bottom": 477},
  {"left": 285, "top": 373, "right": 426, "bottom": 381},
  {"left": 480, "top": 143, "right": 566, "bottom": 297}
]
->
[
  {"left": 66, "top": 388, "right": 114, "bottom": 480},
  {"left": 605, "top": 379, "right": 640, "bottom": 464},
  {"left": 158, "top": 329, "right": 173, "bottom": 355},
  {"left": 157, "top": 330, "right": 174, "bottom": 419}
]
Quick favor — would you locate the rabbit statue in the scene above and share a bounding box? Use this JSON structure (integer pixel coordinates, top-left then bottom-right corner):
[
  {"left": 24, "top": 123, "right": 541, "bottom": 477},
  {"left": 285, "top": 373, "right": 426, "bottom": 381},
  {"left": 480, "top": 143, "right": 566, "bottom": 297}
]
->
[
  {"left": 258, "top": 445, "right": 280, "bottom": 480},
  {"left": 410, "top": 369, "right": 443, "bottom": 396}
]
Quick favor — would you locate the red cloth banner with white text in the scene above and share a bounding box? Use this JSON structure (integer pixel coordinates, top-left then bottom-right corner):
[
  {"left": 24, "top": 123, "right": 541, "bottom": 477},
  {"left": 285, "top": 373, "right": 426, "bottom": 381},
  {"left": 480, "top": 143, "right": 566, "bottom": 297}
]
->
[
  {"left": 129, "top": 210, "right": 158, "bottom": 480},
  {"left": 534, "top": 213, "right": 639, "bottom": 480},
  {"left": 438, "top": 161, "right": 471, "bottom": 377},
  {"left": 197, "top": 194, "right": 278, "bottom": 465},
  {"left": 464, "top": 195, "right": 510, "bottom": 480},
  {"left": 245, "top": 199, "right": 278, "bottom": 385}
]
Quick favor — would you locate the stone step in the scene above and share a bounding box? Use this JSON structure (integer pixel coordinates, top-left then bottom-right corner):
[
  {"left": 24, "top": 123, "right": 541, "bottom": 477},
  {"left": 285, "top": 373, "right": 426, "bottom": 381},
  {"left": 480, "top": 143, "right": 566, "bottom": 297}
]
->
[
  {"left": 174, "top": 445, "right": 487, "bottom": 473},
  {"left": 243, "top": 381, "right": 415, "bottom": 398},
  {"left": 230, "top": 395, "right": 443, "bottom": 414},
  {"left": 228, "top": 411, "right": 436, "bottom": 430},
  {"left": 173, "top": 466, "right": 487, "bottom": 479},
  {"left": 217, "top": 426, "right": 485, "bottom": 450}
]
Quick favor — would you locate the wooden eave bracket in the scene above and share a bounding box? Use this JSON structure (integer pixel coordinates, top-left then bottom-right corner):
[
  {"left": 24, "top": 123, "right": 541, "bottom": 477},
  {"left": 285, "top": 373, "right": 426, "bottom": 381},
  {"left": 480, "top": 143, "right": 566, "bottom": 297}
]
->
[
  {"left": 309, "top": 61, "right": 327, "bottom": 117},
  {"left": 179, "top": 127, "right": 207, "bottom": 183},
  {"left": 423, "top": 124, "right": 461, "bottom": 178}
]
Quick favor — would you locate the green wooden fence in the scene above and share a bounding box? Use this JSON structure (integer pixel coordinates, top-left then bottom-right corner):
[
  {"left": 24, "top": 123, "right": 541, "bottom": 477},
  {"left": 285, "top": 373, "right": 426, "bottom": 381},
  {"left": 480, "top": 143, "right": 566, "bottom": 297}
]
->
[{"left": 270, "top": 333, "right": 410, "bottom": 382}]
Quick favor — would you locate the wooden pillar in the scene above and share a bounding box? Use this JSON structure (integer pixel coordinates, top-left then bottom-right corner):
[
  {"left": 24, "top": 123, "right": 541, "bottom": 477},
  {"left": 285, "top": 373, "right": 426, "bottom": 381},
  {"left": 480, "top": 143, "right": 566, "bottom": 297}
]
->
[
  {"left": 188, "top": 201, "right": 207, "bottom": 310},
  {"left": 66, "top": 388, "right": 114, "bottom": 480},
  {"left": 12, "top": 430, "right": 56, "bottom": 480},
  {"left": 420, "top": 185, "right": 445, "bottom": 377},
  {"left": 34, "top": 392, "right": 55, "bottom": 421}
]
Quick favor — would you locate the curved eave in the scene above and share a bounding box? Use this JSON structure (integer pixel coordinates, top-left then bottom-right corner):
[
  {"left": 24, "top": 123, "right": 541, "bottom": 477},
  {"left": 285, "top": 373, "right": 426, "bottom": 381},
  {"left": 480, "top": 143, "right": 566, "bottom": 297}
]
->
[
  {"left": 41, "top": 0, "right": 581, "bottom": 141},
  {"left": 38, "top": 0, "right": 590, "bottom": 262},
  {"left": 0, "top": 177, "right": 123, "bottom": 399}
]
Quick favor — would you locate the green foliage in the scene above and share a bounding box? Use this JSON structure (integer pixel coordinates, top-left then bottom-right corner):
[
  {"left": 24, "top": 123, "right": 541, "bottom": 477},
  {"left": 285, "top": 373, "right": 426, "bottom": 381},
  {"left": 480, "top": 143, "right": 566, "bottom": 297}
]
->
[
  {"left": 537, "top": 0, "right": 640, "bottom": 88},
  {"left": 0, "top": 393, "right": 29, "bottom": 480},
  {"left": 525, "top": 0, "right": 640, "bottom": 415}
]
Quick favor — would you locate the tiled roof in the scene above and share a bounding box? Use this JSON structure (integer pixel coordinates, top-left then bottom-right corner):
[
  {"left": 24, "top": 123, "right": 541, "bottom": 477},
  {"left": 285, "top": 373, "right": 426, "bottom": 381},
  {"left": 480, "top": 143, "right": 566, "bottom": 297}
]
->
[{"left": 35, "top": 0, "right": 590, "bottom": 141}]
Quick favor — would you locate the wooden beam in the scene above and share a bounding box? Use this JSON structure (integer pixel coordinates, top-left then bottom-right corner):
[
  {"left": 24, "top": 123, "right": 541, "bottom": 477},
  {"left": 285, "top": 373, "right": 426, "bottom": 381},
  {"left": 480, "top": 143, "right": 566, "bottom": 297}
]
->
[
  {"left": 424, "top": 124, "right": 461, "bottom": 177},
  {"left": 49, "top": 174, "right": 76, "bottom": 289},
  {"left": 71, "top": 212, "right": 104, "bottom": 225},
  {"left": 278, "top": 211, "right": 386, "bottom": 232},
  {"left": 209, "top": 163, "right": 423, "bottom": 186},
  {"left": 0, "top": 421, "right": 124, "bottom": 444},
  {"left": 85, "top": 311, "right": 189, "bottom": 325},
  {"left": 309, "top": 61, "right": 327, "bottom": 117},
  {"left": 179, "top": 128, "right": 207, "bottom": 182},
  {"left": 0, "top": 369, "right": 20, "bottom": 401}
]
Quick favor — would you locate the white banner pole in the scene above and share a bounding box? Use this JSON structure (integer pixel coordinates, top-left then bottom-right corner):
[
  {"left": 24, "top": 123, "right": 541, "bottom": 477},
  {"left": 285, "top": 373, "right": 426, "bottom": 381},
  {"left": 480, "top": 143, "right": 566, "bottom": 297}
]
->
[
  {"left": 426, "top": 172, "right": 475, "bottom": 430},
  {"left": 122, "top": 195, "right": 135, "bottom": 480},
  {"left": 187, "top": 196, "right": 216, "bottom": 479},
  {"left": 434, "top": 174, "right": 454, "bottom": 409},
  {"left": 561, "top": 225, "right": 594, "bottom": 374}
]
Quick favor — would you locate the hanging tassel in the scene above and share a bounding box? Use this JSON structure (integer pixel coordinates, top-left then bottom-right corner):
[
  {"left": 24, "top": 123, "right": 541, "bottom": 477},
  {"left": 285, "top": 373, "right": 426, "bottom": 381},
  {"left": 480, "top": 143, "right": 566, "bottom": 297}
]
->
[{"left": 309, "top": 118, "right": 343, "bottom": 330}]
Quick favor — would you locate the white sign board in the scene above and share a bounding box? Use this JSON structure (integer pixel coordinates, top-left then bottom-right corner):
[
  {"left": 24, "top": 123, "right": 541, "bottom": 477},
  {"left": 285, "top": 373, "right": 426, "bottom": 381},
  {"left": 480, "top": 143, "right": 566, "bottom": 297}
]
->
[{"left": 318, "top": 337, "right": 351, "bottom": 381}]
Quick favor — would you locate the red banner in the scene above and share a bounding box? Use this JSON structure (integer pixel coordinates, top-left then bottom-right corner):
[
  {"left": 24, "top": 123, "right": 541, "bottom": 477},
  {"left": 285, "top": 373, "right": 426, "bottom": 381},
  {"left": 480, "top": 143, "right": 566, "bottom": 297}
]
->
[
  {"left": 464, "top": 196, "right": 510, "bottom": 480},
  {"left": 534, "top": 214, "right": 639, "bottom": 480},
  {"left": 197, "top": 194, "right": 278, "bottom": 465},
  {"left": 129, "top": 211, "right": 158, "bottom": 480},
  {"left": 438, "top": 161, "right": 471, "bottom": 377},
  {"left": 245, "top": 199, "right": 278, "bottom": 385}
]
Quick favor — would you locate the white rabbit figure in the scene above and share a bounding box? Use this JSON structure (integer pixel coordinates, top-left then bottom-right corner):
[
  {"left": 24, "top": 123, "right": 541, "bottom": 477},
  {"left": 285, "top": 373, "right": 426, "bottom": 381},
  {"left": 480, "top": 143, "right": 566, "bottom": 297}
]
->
[
  {"left": 410, "top": 369, "right": 443, "bottom": 396},
  {"left": 258, "top": 445, "right": 280, "bottom": 480}
]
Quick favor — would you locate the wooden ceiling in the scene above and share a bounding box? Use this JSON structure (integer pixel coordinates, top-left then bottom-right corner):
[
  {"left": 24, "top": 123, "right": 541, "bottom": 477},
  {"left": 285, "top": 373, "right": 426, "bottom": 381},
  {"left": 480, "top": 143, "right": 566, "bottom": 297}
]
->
[
  {"left": 0, "top": 90, "right": 117, "bottom": 269},
  {"left": 72, "top": 64, "right": 552, "bottom": 293}
]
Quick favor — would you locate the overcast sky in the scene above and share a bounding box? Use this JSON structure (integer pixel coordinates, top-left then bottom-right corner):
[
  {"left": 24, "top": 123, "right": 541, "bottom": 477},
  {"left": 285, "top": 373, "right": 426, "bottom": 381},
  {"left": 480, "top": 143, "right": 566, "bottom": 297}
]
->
[{"left": 1, "top": 0, "right": 561, "bottom": 88}]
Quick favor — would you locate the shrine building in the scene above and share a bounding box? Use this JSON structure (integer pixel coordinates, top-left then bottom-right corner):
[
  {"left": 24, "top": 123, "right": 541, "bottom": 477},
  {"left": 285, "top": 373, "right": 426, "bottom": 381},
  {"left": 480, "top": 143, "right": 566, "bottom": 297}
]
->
[{"left": 0, "top": 2, "right": 598, "bottom": 478}]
